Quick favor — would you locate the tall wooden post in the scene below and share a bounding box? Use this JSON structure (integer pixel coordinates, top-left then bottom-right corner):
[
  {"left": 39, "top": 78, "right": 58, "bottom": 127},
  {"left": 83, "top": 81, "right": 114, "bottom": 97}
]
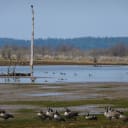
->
[{"left": 30, "top": 5, "right": 34, "bottom": 77}]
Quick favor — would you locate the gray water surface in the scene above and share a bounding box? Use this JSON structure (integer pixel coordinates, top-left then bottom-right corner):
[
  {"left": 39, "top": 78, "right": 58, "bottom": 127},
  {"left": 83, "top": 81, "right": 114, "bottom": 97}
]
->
[
  {"left": 24, "top": 92, "right": 68, "bottom": 97},
  {"left": 0, "top": 65, "right": 128, "bottom": 83}
]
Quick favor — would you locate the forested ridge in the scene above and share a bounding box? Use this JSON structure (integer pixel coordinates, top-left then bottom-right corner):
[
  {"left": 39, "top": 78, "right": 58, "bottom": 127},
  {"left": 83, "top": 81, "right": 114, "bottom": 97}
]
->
[{"left": 0, "top": 37, "right": 128, "bottom": 50}]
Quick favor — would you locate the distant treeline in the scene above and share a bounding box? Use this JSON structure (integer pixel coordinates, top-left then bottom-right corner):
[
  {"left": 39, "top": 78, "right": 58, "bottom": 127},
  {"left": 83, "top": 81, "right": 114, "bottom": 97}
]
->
[{"left": 0, "top": 37, "right": 128, "bottom": 50}]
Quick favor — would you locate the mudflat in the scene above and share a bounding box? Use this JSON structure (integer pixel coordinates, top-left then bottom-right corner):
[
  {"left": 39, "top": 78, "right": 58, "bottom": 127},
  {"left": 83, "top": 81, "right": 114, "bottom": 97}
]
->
[
  {"left": 0, "top": 82, "right": 128, "bottom": 101},
  {"left": 0, "top": 82, "right": 128, "bottom": 112}
]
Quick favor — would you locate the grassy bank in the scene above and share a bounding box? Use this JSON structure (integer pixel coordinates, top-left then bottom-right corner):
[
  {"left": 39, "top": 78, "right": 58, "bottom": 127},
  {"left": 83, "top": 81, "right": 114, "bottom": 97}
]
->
[{"left": 0, "top": 59, "right": 128, "bottom": 66}]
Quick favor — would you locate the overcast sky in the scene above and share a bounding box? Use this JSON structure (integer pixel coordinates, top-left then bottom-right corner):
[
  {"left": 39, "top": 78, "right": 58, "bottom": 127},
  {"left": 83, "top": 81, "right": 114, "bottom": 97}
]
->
[{"left": 0, "top": 0, "right": 128, "bottom": 39}]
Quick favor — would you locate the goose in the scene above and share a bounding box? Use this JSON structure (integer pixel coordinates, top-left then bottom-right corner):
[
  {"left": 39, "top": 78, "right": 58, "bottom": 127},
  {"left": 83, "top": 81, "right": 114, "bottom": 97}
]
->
[
  {"left": 44, "top": 80, "right": 48, "bottom": 82},
  {"left": 52, "top": 72, "right": 56, "bottom": 74},
  {"left": 119, "top": 114, "right": 128, "bottom": 122},
  {"left": 104, "top": 106, "right": 120, "bottom": 120},
  {"left": 85, "top": 112, "right": 97, "bottom": 120},
  {"left": 64, "top": 107, "right": 79, "bottom": 119},
  {"left": 53, "top": 110, "right": 65, "bottom": 121},
  {"left": 74, "top": 73, "right": 77, "bottom": 76},
  {"left": 37, "top": 110, "right": 48, "bottom": 120},
  {"left": 45, "top": 107, "right": 54, "bottom": 119},
  {"left": 64, "top": 107, "right": 71, "bottom": 116},
  {"left": 0, "top": 110, "right": 14, "bottom": 120}
]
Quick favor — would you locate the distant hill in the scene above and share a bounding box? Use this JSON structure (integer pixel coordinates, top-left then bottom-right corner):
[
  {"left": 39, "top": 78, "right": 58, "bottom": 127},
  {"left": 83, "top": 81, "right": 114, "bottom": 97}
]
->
[{"left": 0, "top": 37, "right": 128, "bottom": 50}]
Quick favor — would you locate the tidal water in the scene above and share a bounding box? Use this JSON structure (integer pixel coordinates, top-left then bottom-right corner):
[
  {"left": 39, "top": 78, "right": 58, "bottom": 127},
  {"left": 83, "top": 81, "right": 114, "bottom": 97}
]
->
[{"left": 0, "top": 65, "right": 128, "bottom": 83}]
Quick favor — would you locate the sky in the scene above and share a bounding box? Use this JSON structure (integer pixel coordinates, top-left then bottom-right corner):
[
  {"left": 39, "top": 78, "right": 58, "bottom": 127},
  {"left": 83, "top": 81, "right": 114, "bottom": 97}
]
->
[{"left": 0, "top": 0, "right": 128, "bottom": 39}]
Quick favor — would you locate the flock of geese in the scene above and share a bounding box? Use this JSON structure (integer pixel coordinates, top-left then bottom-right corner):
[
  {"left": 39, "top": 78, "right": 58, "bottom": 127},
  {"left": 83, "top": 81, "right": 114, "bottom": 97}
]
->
[
  {"left": 0, "top": 106, "right": 127, "bottom": 122},
  {"left": 37, "top": 107, "right": 79, "bottom": 121},
  {"left": 37, "top": 106, "right": 128, "bottom": 122}
]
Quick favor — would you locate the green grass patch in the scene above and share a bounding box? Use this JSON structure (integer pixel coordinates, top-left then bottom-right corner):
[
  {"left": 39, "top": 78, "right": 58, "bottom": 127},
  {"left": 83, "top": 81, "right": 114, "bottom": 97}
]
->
[
  {"left": 0, "top": 99, "right": 128, "bottom": 108},
  {"left": 16, "top": 108, "right": 35, "bottom": 113},
  {"left": 95, "top": 85, "right": 113, "bottom": 88},
  {"left": 0, "top": 114, "right": 127, "bottom": 128}
]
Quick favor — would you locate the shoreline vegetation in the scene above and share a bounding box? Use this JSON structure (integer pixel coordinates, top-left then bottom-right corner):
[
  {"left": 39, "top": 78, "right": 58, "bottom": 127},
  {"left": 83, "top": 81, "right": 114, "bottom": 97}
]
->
[{"left": 0, "top": 59, "right": 128, "bottom": 66}]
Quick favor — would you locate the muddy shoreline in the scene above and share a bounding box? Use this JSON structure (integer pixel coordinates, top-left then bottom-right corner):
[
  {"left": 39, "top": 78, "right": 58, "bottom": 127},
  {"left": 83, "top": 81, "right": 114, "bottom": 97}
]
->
[{"left": 0, "top": 60, "right": 128, "bottom": 66}]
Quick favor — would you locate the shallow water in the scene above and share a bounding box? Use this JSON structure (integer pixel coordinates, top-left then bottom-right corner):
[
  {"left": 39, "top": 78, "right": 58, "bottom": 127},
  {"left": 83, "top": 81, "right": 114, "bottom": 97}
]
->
[
  {"left": 24, "top": 92, "right": 68, "bottom": 97},
  {"left": 0, "top": 65, "right": 128, "bottom": 83}
]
